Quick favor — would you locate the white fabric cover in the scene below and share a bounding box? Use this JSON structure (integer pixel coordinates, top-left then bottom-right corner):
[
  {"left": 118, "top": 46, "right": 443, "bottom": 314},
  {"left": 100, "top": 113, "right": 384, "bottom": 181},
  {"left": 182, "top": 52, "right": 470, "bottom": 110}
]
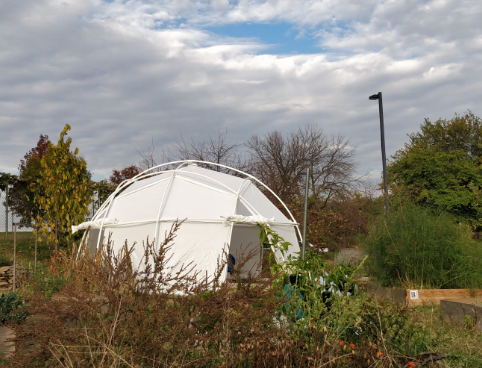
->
[
  {"left": 158, "top": 221, "right": 231, "bottom": 281},
  {"left": 109, "top": 180, "right": 169, "bottom": 223},
  {"left": 72, "top": 218, "right": 118, "bottom": 234},
  {"left": 78, "top": 164, "right": 300, "bottom": 284},
  {"left": 162, "top": 177, "right": 236, "bottom": 219},
  {"left": 104, "top": 223, "right": 157, "bottom": 271},
  {"left": 269, "top": 224, "right": 301, "bottom": 262},
  {"left": 239, "top": 183, "right": 288, "bottom": 220},
  {"left": 229, "top": 224, "right": 262, "bottom": 278},
  {"left": 221, "top": 215, "right": 274, "bottom": 224}
]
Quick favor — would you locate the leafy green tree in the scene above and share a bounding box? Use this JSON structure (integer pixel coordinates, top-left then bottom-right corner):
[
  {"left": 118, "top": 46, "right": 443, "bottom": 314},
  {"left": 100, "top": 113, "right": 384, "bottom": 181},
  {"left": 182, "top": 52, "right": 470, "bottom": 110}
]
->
[
  {"left": 0, "top": 173, "right": 17, "bottom": 192},
  {"left": 408, "top": 110, "right": 482, "bottom": 160},
  {"left": 0, "top": 173, "right": 18, "bottom": 231},
  {"left": 388, "top": 111, "right": 482, "bottom": 229},
  {"left": 91, "top": 179, "right": 115, "bottom": 214},
  {"left": 8, "top": 135, "right": 50, "bottom": 227},
  {"left": 33, "top": 125, "right": 92, "bottom": 250}
]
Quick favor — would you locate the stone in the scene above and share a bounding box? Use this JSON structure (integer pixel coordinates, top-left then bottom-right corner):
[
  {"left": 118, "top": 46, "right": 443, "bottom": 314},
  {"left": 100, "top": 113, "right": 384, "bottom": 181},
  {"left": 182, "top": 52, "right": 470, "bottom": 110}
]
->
[
  {"left": 440, "top": 298, "right": 482, "bottom": 333},
  {"left": 367, "top": 282, "right": 407, "bottom": 306},
  {"left": 0, "top": 326, "right": 15, "bottom": 358}
]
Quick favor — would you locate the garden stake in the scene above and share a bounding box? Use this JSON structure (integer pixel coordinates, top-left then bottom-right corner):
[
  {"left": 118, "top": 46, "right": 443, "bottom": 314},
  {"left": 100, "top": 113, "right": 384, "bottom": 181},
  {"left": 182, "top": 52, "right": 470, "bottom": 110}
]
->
[
  {"left": 13, "top": 222, "right": 16, "bottom": 293},
  {"left": 302, "top": 167, "right": 309, "bottom": 259},
  {"left": 5, "top": 185, "right": 8, "bottom": 238},
  {"left": 35, "top": 221, "right": 38, "bottom": 272}
]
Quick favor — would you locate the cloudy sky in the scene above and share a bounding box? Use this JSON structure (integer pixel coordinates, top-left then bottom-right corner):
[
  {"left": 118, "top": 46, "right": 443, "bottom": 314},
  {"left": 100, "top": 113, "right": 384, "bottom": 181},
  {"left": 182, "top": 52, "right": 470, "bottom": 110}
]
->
[{"left": 1, "top": 0, "right": 481, "bottom": 182}]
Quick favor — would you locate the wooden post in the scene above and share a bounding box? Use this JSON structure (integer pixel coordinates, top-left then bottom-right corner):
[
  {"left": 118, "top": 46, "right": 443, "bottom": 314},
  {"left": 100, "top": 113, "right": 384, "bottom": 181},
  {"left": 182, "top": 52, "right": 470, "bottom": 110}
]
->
[
  {"left": 13, "top": 223, "right": 16, "bottom": 293},
  {"left": 302, "top": 167, "right": 309, "bottom": 260},
  {"left": 5, "top": 186, "right": 8, "bottom": 238},
  {"left": 55, "top": 220, "right": 58, "bottom": 252},
  {"left": 35, "top": 222, "right": 38, "bottom": 272}
]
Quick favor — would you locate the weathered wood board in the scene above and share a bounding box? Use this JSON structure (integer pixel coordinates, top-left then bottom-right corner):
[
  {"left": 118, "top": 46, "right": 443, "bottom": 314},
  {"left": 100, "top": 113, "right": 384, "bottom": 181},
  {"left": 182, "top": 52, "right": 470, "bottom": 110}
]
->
[{"left": 367, "top": 282, "right": 482, "bottom": 307}]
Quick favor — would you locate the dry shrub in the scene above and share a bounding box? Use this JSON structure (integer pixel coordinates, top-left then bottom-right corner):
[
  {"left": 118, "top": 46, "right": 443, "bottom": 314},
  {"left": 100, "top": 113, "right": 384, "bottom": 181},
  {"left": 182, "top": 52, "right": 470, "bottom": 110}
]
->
[
  {"left": 289, "top": 194, "right": 383, "bottom": 252},
  {"left": 6, "top": 221, "right": 421, "bottom": 367},
  {"left": 9, "top": 222, "right": 283, "bottom": 367}
]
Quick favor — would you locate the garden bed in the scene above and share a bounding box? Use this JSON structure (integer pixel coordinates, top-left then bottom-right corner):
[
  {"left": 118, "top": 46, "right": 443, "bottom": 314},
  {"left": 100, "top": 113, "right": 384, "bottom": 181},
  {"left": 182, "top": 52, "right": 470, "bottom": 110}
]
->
[
  {"left": 367, "top": 282, "right": 482, "bottom": 307},
  {"left": 440, "top": 298, "right": 482, "bottom": 333}
]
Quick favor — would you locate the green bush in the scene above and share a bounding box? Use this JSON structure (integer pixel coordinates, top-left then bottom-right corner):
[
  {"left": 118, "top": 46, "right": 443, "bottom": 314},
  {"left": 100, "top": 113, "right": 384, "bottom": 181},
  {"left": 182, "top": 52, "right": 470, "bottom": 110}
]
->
[
  {"left": 365, "top": 205, "right": 482, "bottom": 289},
  {"left": 23, "top": 263, "right": 69, "bottom": 299},
  {"left": 0, "top": 291, "right": 28, "bottom": 325}
]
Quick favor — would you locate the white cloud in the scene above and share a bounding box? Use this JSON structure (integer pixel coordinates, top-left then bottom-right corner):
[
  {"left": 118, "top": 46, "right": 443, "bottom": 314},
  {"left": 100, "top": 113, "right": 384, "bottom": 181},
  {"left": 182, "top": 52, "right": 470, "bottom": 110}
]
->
[{"left": 0, "top": 0, "right": 481, "bottom": 184}]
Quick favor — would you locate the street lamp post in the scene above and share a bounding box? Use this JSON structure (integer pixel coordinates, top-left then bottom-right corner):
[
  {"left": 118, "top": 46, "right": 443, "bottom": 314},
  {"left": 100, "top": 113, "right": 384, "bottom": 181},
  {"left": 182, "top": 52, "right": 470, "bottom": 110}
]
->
[{"left": 369, "top": 92, "right": 389, "bottom": 217}]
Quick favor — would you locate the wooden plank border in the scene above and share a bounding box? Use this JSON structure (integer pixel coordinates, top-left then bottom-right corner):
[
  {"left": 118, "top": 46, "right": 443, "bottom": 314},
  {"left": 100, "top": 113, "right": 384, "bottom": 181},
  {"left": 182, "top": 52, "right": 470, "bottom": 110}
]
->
[{"left": 367, "top": 282, "right": 482, "bottom": 307}]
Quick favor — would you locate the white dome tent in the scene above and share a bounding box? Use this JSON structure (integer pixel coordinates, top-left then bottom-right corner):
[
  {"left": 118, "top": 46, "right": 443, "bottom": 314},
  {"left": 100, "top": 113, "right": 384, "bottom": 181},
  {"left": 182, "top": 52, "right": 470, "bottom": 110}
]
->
[{"left": 74, "top": 161, "right": 301, "bottom": 283}]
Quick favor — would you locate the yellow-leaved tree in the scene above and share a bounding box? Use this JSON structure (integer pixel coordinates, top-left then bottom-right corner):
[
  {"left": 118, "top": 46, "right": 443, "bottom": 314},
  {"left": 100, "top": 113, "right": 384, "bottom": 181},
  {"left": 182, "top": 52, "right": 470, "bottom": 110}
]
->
[{"left": 33, "top": 124, "right": 92, "bottom": 250}]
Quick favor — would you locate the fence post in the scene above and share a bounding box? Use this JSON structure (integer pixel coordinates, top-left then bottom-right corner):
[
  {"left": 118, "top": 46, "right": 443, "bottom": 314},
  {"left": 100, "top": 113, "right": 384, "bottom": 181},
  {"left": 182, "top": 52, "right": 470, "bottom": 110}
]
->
[
  {"left": 13, "top": 223, "right": 17, "bottom": 293},
  {"left": 302, "top": 167, "right": 309, "bottom": 260},
  {"left": 5, "top": 186, "right": 8, "bottom": 237},
  {"left": 35, "top": 221, "right": 38, "bottom": 272}
]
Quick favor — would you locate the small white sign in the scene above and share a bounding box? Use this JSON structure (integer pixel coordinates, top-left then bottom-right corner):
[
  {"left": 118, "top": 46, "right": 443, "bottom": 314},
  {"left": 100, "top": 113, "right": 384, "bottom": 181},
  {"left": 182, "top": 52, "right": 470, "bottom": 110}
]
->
[{"left": 409, "top": 290, "right": 419, "bottom": 300}]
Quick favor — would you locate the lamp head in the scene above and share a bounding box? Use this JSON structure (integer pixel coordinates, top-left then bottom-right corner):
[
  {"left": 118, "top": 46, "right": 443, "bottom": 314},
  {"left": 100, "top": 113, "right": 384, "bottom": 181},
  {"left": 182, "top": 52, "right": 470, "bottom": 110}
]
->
[{"left": 369, "top": 93, "right": 379, "bottom": 100}]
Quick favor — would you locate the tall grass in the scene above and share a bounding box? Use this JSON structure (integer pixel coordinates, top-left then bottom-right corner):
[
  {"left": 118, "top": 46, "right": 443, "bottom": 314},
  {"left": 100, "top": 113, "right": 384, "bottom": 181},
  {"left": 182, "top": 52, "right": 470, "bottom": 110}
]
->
[{"left": 365, "top": 205, "right": 482, "bottom": 289}]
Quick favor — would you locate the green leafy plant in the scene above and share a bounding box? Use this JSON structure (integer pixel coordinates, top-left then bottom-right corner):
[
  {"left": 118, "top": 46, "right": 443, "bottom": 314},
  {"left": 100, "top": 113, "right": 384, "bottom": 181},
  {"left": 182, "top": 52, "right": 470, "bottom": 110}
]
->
[
  {"left": 256, "top": 223, "right": 362, "bottom": 322},
  {"left": 365, "top": 205, "right": 482, "bottom": 289},
  {"left": 0, "top": 291, "right": 28, "bottom": 325},
  {"left": 23, "top": 262, "right": 69, "bottom": 299},
  {"left": 33, "top": 124, "right": 92, "bottom": 250},
  {"left": 388, "top": 111, "right": 482, "bottom": 229},
  {"left": 7, "top": 135, "right": 50, "bottom": 228},
  {"left": 464, "top": 314, "right": 474, "bottom": 329}
]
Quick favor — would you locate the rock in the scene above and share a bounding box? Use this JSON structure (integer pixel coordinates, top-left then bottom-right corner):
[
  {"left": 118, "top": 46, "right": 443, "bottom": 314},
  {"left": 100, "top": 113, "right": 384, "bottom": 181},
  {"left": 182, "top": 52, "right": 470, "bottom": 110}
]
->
[{"left": 0, "top": 326, "right": 15, "bottom": 358}]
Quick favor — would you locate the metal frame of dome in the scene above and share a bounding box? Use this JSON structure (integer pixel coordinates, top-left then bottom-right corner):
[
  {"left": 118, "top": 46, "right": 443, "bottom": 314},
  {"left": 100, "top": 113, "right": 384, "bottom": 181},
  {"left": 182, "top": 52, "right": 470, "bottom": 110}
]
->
[{"left": 89, "top": 160, "right": 301, "bottom": 254}]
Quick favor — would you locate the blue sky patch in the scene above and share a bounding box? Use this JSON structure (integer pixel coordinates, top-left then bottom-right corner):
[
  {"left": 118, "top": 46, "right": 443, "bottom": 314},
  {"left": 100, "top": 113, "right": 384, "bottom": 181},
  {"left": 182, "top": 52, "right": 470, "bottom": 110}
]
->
[{"left": 205, "top": 22, "right": 322, "bottom": 55}]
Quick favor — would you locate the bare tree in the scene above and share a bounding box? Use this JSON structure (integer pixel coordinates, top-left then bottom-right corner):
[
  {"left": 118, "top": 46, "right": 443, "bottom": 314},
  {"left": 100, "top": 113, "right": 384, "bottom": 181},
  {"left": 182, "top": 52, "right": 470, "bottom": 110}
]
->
[
  {"left": 137, "top": 138, "right": 158, "bottom": 171},
  {"left": 136, "top": 131, "right": 247, "bottom": 175},
  {"left": 135, "top": 126, "right": 358, "bottom": 208},
  {"left": 172, "top": 130, "right": 247, "bottom": 174},
  {"left": 246, "top": 125, "right": 359, "bottom": 207},
  {"left": 137, "top": 138, "right": 173, "bottom": 172}
]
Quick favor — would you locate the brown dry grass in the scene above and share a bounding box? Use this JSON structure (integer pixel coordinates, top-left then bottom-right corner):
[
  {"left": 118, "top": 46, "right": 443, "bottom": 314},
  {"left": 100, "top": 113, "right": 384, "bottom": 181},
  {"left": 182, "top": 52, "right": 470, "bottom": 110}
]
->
[{"left": 3, "top": 224, "right": 480, "bottom": 367}]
